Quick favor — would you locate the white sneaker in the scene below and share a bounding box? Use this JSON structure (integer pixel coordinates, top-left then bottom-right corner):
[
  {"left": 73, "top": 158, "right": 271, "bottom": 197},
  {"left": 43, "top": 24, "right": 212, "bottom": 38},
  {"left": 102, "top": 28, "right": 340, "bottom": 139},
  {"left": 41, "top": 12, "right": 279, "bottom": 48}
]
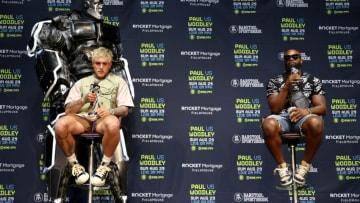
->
[
  {"left": 91, "top": 164, "right": 111, "bottom": 186},
  {"left": 71, "top": 163, "right": 89, "bottom": 185},
  {"left": 294, "top": 161, "right": 310, "bottom": 185},
  {"left": 273, "top": 163, "right": 292, "bottom": 187}
]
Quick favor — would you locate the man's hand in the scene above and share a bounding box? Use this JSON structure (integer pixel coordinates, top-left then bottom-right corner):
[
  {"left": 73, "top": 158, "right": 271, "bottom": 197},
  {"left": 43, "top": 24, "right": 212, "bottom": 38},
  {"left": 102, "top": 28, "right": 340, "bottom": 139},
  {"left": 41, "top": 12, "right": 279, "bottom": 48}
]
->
[
  {"left": 95, "top": 107, "right": 113, "bottom": 118},
  {"left": 84, "top": 92, "right": 97, "bottom": 104},
  {"left": 289, "top": 107, "right": 309, "bottom": 123},
  {"left": 285, "top": 73, "right": 301, "bottom": 89}
]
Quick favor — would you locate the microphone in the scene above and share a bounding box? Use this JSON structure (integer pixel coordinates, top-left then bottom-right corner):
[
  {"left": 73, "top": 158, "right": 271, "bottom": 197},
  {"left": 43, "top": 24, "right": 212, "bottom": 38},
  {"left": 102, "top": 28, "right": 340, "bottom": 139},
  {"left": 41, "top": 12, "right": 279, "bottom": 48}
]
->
[
  {"left": 289, "top": 67, "right": 310, "bottom": 108},
  {"left": 290, "top": 67, "right": 302, "bottom": 84},
  {"left": 90, "top": 79, "right": 99, "bottom": 107},
  {"left": 290, "top": 67, "right": 299, "bottom": 74}
]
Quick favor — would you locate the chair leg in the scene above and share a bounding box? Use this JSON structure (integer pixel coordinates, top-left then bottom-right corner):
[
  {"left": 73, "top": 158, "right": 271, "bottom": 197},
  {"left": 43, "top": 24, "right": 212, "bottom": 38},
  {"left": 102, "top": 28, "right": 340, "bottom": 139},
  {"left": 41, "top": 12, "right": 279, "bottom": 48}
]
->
[
  {"left": 56, "top": 165, "right": 70, "bottom": 202},
  {"left": 289, "top": 144, "right": 298, "bottom": 203},
  {"left": 88, "top": 141, "right": 94, "bottom": 203}
]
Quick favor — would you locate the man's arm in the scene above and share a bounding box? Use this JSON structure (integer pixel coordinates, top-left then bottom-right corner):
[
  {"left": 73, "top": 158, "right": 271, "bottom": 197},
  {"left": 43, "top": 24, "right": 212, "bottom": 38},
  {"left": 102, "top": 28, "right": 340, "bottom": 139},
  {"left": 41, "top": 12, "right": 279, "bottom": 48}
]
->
[
  {"left": 267, "top": 74, "right": 300, "bottom": 114},
  {"left": 64, "top": 80, "right": 97, "bottom": 114},
  {"left": 309, "top": 95, "right": 327, "bottom": 116},
  {"left": 65, "top": 92, "right": 98, "bottom": 114},
  {"left": 286, "top": 94, "right": 326, "bottom": 123},
  {"left": 110, "top": 106, "right": 130, "bottom": 117},
  {"left": 267, "top": 88, "right": 290, "bottom": 114},
  {"left": 64, "top": 98, "right": 86, "bottom": 114}
]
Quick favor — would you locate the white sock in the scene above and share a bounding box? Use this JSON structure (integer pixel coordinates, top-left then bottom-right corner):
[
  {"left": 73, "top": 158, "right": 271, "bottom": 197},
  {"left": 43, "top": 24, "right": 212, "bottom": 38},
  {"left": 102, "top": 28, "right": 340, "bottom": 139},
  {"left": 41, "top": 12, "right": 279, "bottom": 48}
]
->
[
  {"left": 279, "top": 162, "right": 287, "bottom": 168},
  {"left": 67, "top": 153, "right": 78, "bottom": 166},
  {"left": 101, "top": 155, "right": 112, "bottom": 166}
]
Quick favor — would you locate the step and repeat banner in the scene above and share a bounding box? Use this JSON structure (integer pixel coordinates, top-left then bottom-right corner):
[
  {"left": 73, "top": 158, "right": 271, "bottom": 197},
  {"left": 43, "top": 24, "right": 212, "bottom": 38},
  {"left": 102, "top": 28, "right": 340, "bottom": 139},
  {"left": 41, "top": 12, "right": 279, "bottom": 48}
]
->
[{"left": 1, "top": 0, "right": 360, "bottom": 202}]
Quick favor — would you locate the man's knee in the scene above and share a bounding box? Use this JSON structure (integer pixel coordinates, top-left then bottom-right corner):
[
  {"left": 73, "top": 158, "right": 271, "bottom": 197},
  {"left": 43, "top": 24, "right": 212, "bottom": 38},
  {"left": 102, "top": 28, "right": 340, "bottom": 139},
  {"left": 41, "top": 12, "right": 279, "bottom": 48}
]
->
[
  {"left": 100, "top": 116, "right": 121, "bottom": 132},
  {"left": 101, "top": 115, "right": 120, "bottom": 123},
  {"left": 262, "top": 118, "right": 280, "bottom": 131},
  {"left": 303, "top": 116, "right": 324, "bottom": 133},
  {"left": 54, "top": 115, "right": 78, "bottom": 139},
  {"left": 54, "top": 117, "right": 66, "bottom": 132},
  {"left": 262, "top": 118, "right": 282, "bottom": 139}
]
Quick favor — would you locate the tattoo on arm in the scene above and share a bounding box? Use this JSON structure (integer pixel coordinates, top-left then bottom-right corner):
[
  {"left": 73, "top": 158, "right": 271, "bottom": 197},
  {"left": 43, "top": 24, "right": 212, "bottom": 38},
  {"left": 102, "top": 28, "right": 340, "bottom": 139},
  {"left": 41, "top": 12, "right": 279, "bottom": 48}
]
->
[
  {"left": 112, "top": 107, "right": 128, "bottom": 117},
  {"left": 66, "top": 98, "right": 84, "bottom": 109}
]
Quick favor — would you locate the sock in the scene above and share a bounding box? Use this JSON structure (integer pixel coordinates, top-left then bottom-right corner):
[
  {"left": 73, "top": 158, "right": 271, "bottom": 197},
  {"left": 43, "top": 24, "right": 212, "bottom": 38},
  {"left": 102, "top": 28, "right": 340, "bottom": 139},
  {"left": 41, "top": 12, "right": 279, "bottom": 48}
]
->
[
  {"left": 101, "top": 155, "right": 112, "bottom": 166},
  {"left": 301, "top": 160, "right": 310, "bottom": 167},
  {"left": 67, "top": 153, "right": 78, "bottom": 166},
  {"left": 279, "top": 162, "right": 287, "bottom": 168}
]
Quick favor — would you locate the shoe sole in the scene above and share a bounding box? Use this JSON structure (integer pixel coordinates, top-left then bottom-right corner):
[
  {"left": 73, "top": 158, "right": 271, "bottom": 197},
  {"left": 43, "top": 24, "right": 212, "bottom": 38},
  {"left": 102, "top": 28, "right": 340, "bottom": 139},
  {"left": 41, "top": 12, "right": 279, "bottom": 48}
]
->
[
  {"left": 90, "top": 176, "right": 107, "bottom": 187},
  {"left": 90, "top": 181, "right": 106, "bottom": 187},
  {"left": 75, "top": 174, "right": 90, "bottom": 185},
  {"left": 280, "top": 178, "right": 293, "bottom": 187},
  {"left": 294, "top": 179, "right": 305, "bottom": 185}
]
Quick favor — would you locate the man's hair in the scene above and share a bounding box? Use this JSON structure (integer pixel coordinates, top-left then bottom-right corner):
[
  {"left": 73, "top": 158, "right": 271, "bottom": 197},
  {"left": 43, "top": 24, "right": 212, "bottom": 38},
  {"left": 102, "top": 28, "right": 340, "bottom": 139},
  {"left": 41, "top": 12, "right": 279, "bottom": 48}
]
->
[{"left": 91, "top": 47, "right": 113, "bottom": 62}]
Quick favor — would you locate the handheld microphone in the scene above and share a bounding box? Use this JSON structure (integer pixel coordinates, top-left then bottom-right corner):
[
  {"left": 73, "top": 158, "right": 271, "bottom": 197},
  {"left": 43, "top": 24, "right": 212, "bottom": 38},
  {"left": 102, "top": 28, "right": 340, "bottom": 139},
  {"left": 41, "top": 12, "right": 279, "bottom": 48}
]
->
[
  {"left": 289, "top": 67, "right": 310, "bottom": 108},
  {"left": 90, "top": 79, "right": 99, "bottom": 106},
  {"left": 290, "top": 67, "right": 299, "bottom": 74},
  {"left": 290, "top": 67, "right": 302, "bottom": 84}
]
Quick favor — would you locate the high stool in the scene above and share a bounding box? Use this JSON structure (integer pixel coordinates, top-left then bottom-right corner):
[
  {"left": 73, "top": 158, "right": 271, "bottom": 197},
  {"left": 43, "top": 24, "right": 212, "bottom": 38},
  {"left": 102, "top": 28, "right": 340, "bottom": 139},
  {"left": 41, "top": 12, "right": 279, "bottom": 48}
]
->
[
  {"left": 281, "top": 132, "right": 304, "bottom": 203},
  {"left": 76, "top": 132, "right": 103, "bottom": 203},
  {"left": 74, "top": 132, "right": 128, "bottom": 203},
  {"left": 45, "top": 131, "right": 127, "bottom": 203}
]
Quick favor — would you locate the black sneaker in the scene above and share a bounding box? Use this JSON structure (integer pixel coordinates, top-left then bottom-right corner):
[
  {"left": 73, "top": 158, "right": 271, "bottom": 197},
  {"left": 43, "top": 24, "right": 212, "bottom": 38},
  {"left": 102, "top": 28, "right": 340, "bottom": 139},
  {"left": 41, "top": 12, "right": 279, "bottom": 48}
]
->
[
  {"left": 91, "top": 164, "right": 111, "bottom": 186},
  {"left": 71, "top": 163, "right": 89, "bottom": 185}
]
